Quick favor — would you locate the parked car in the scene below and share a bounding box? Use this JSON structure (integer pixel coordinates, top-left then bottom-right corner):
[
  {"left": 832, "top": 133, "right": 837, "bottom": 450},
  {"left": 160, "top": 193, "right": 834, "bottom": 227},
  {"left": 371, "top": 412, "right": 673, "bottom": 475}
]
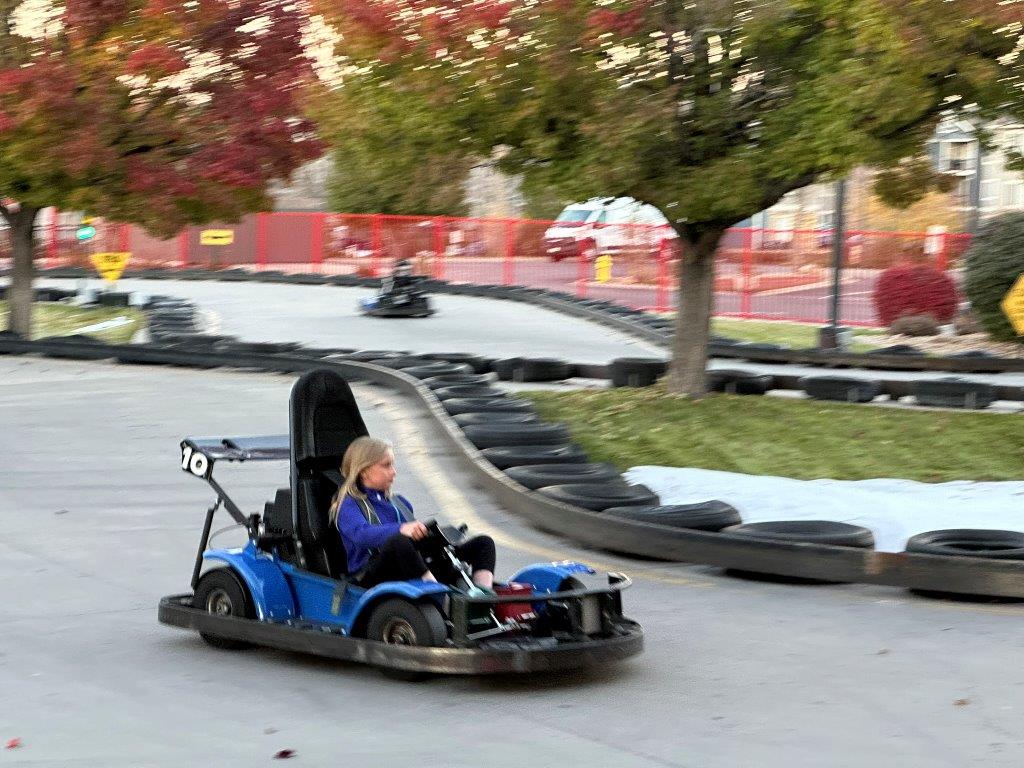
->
[{"left": 542, "top": 197, "right": 677, "bottom": 262}]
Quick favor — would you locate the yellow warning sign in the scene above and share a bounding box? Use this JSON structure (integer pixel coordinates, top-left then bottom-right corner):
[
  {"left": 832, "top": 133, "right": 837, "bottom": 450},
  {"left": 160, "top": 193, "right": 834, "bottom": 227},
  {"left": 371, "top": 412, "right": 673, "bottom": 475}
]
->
[
  {"left": 90, "top": 252, "right": 131, "bottom": 283},
  {"left": 595, "top": 254, "right": 613, "bottom": 284},
  {"left": 200, "top": 229, "right": 234, "bottom": 246},
  {"left": 1001, "top": 273, "right": 1024, "bottom": 335}
]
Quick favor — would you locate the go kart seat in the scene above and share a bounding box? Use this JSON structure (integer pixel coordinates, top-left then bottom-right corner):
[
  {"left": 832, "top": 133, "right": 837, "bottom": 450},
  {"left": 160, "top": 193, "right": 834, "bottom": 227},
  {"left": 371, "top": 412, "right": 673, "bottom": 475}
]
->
[{"left": 289, "top": 369, "right": 370, "bottom": 577}]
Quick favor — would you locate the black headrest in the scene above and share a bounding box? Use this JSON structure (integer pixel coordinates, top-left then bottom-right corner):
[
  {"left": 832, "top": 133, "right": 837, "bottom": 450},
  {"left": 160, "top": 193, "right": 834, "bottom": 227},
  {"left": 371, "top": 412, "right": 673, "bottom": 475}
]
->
[{"left": 289, "top": 369, "right": 369, "bottom": 470}]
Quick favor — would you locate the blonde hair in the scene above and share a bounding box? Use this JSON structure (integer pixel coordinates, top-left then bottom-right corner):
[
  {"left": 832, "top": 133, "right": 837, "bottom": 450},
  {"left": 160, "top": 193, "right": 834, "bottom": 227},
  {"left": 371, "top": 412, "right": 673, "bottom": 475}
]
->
[{"left": 329, "top": 436, "right": 393, "bottom": 525}]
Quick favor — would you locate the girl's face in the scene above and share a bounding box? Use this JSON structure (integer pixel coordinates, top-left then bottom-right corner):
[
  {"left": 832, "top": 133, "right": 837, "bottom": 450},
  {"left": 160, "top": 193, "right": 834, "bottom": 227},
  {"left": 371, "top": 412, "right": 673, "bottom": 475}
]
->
[{"left": 360, "top": 450, "right": 396, "bottom": 492}]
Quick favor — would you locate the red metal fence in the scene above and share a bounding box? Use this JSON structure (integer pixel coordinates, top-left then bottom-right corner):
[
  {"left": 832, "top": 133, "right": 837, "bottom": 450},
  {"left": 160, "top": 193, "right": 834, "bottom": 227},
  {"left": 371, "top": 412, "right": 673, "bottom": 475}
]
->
[{"left": 5, "top": 211, "right": 973, "bottom": 327}]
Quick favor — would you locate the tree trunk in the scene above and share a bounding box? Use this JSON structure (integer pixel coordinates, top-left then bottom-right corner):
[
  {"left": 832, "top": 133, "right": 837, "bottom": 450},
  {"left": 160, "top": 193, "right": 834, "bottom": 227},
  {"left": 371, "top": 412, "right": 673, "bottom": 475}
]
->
[
  {"left": 665, "top": 228, "right": 725, "bottom": 397},
  {"left": 3, "top": 206, "right": 40, "bottom": 338}
]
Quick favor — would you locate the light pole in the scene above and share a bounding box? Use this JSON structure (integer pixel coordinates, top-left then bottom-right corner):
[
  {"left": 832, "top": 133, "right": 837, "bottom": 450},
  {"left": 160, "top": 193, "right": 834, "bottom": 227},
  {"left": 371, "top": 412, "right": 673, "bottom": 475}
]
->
[{"left": 819, "top": 177, "right": 848, "bottom": 350}]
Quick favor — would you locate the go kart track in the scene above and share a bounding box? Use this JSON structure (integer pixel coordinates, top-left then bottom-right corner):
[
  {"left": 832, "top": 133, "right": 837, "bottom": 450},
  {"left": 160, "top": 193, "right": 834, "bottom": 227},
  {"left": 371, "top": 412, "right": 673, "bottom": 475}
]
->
[{"left": 3, "top": 357, "right": 1024, "bottom": 767}]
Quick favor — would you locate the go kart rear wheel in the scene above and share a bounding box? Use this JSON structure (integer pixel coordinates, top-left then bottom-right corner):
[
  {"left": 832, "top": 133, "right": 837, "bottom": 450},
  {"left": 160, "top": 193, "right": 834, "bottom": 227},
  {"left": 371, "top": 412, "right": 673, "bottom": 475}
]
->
[{"left": 193, "top": 568, "right": 255, "bottom": 650}]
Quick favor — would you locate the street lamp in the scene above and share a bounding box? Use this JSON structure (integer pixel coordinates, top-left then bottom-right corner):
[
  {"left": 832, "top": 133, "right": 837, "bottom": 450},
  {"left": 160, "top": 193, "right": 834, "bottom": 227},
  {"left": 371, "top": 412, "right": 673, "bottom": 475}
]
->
[{"left": 818, "top": 178, "right": 848, "bottom": 350}]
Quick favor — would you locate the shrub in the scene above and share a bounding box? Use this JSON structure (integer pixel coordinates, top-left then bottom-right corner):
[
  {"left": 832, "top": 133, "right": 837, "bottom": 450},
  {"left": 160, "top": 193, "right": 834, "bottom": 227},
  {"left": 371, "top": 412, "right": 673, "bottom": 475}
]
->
[
  {"left": 873, "top": 264, "right": 958, "bottom": 326},
  {"left": 889, "top": 313, "right": 940, "bottom": 336},
  {"left": 963, "top": 213, "right": 1024, "bottom": 342},
  {"left": 953, "top": 307, "right": 984, "bottom": 336}
]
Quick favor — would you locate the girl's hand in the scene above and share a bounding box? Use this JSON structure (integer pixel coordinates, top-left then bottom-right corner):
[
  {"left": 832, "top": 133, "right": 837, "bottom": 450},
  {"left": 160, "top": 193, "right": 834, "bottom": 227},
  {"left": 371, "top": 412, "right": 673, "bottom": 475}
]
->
[{"left": 400, "top": 521, "right": 428, "bottom": 541}]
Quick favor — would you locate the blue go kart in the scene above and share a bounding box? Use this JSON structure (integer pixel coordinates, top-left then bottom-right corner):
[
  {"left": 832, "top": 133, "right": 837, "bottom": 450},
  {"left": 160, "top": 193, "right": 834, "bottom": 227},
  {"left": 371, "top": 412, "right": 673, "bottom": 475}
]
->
[{"left": 158, "top": 369, "right": 643, "bottom": 676}]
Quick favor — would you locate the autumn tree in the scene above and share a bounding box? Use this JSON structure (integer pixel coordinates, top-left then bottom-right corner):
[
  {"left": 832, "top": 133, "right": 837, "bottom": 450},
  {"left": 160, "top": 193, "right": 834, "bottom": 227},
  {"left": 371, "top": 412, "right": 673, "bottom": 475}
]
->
[
  {"left": 313, "top": 79, "right": 475, "bottom": 215},
  {"left": 319, "top": 0, "right": 1022, "bottom": 394},
  {"left": 0, "top": 0, "right": 321, "bottom": 337}
]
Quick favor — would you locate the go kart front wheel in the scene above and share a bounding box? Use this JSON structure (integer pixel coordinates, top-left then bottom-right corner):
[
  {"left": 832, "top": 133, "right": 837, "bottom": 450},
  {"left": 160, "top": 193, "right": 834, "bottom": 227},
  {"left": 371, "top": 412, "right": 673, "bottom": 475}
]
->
[{"left": 193, "top": 568, "right": 255, "bottom": 650}]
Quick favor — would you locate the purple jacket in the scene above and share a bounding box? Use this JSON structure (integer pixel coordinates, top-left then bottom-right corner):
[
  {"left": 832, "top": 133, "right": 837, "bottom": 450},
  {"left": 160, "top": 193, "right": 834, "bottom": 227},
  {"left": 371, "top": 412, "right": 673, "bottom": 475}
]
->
[{"left": 335, "top": 489, "right": 413, "bottom": 574}]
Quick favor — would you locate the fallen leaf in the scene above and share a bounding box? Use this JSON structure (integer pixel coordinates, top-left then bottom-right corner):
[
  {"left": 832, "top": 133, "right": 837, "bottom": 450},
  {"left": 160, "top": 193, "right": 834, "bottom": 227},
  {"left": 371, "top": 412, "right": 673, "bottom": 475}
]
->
[{"left": 954, "top": 699, "right": 970, "bottom": 707}]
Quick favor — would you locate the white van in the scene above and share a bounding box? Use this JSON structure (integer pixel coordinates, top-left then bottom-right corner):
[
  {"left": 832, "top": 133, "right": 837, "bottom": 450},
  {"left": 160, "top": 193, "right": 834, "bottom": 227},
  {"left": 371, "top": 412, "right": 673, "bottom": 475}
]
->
[{"left": 542, "top": 197, "right": 676, "bottom": 262}]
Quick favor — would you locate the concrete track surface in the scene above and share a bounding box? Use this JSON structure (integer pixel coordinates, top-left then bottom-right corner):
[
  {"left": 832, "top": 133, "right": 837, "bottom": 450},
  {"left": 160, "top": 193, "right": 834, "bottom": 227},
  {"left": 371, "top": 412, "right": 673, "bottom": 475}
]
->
[
  {"left": 2, "top": 358, "right": 1023, "bottom": 768},
  {"left": 38, "top": 278, "right": 668, "bottom": 363},
  {"left": 32, "top": 277, "right": 1024, "bottom": 390}
]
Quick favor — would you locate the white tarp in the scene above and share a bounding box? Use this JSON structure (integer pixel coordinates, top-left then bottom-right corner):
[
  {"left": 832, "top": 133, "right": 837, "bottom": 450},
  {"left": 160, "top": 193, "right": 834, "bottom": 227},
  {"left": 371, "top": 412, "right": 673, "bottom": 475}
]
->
[{"left": 625, "top": 466, "right": 1024, "bottom": 552}]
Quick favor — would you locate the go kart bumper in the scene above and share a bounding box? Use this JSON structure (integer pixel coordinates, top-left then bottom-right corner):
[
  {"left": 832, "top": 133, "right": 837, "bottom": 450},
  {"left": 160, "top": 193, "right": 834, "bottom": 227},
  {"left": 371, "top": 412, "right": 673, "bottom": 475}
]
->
[{"left": 159, "top": 594, "right": 643, "bottom": 675}]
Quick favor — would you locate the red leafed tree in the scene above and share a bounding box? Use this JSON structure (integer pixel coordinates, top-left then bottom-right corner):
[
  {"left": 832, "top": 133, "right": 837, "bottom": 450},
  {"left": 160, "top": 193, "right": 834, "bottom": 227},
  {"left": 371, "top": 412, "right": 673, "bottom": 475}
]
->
[{"left": 0, "top": 0, "right": 321, "bottom": 336}]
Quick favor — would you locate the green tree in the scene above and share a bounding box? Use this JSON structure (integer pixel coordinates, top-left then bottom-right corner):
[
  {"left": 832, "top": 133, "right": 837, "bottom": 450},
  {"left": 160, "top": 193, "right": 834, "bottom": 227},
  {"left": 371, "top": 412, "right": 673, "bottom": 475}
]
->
[
  {"left": 315, "top": 81, "right": 473, "bottom": 215},
  {"left": 321, "top": 0, "right": 1021, "bottom": 394},
  {"left": 0, "top": 0, "right": 321, "bottom": 336}
]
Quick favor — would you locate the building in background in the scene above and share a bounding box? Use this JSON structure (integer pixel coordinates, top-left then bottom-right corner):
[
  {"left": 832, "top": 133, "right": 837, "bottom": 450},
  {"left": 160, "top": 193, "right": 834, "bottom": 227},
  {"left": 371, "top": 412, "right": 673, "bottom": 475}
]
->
[
  {"left": 463, "top": 147, "right": 526, "bottom": 219},
  {"left": 268, "top": 157, "right": 331, "bottom": 212}
]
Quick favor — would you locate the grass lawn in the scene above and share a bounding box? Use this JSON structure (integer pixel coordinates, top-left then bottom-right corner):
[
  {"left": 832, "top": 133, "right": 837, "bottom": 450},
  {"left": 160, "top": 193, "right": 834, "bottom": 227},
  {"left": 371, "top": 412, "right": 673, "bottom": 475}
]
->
[
  {"left": 523, "top": 384, "right": 1024, "bottom": 483},
  {"left": 0, "top": 301, "right": 145, "bottom": 344},
  {"left": 711, "top": 318, "right": 886, "bottom": 352}
]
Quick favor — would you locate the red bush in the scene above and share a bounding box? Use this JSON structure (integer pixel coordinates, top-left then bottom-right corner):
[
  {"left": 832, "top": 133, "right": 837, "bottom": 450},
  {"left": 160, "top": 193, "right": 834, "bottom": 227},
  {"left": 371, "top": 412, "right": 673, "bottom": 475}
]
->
[{"left": 873, "top": 264, "right": 958, "bottom": 327}]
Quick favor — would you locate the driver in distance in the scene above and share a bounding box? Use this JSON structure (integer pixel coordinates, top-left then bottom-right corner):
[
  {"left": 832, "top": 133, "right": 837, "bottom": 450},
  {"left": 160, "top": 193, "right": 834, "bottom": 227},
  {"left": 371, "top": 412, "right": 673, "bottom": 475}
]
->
[{"left": 330, "top": 437, "right": 496, "bottom": 590}]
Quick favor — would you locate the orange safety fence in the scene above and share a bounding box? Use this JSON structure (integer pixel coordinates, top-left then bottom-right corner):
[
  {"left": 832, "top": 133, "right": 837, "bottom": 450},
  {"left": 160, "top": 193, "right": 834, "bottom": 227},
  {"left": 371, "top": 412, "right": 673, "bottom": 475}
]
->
[{"left": 10, "top": 211, "right": 975, "bottom": 328}]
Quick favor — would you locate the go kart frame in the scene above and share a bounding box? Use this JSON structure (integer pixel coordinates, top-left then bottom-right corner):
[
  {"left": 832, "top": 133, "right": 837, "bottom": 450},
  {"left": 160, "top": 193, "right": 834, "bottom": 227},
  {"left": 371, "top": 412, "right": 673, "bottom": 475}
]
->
[{"left": 158, "top": 369, "right": 643, "bottom": 676}]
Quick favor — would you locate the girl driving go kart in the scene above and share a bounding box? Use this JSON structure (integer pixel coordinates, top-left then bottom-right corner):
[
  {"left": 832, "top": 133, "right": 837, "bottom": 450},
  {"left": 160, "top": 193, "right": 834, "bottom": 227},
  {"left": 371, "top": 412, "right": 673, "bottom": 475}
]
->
[{"left": 329, "top": 436, "right": 496, "bottom": 590}]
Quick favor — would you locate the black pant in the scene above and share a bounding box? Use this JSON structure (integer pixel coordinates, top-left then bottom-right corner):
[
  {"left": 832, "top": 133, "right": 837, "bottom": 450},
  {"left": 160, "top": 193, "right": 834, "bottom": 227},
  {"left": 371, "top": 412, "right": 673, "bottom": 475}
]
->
[{"left": 358, "top": 533, "right": 496, "bottom": 589}]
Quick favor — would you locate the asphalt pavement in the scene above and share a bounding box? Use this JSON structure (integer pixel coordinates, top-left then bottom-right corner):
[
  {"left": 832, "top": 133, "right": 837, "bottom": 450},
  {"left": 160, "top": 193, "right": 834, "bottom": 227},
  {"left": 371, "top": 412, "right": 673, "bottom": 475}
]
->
[
  {"left": 37, "top": 278, "right": 667, "bottom": 363},
  {"left": 2, "top": 358, "right": 1023, "bottom": 767}
]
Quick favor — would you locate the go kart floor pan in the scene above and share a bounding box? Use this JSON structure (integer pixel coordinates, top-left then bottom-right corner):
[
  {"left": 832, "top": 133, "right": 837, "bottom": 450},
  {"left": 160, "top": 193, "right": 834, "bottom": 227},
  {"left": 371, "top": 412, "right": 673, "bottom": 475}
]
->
[{"left": 159, "top": 595, "right": 643, "bottom": 675}]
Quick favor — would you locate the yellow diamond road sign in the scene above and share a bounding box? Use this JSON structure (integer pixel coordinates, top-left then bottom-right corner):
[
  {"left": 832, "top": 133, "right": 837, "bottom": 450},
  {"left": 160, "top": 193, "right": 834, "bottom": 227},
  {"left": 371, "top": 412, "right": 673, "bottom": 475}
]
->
[
  {"left": 200, "top": 229, "right": 234, "bottom": 246},
  {"left": 1002, "top": 274, "right": 1024, "bottom": 336},
  {"left": 90, "top": 252, "right": 131, "bottom": 283}
]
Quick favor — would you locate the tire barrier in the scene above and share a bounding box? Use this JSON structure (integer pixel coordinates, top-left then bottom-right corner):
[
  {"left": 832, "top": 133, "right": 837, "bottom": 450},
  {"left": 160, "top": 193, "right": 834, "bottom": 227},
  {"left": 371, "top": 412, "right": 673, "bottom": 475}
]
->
[
  {"left": 947, "top": 351, "right": 1006, "bottom": 374},
  {"left": 442, "top": 397, "right": 538, "bottom": 416},
  {"left": 451, "top": 412, "right": 540, "bottom": 427},
  {"left": 800, "top": 375, "right": 883, "bottom": 404},
  {"left": 422, "top": 374, "right": 495, "bottom": 390},
  {"left": 493, "top": 357, "right": 576, "bottom": 382},
  {"left": 905, "top": 529, "right": 1024, "bottom": 560},
  {"left": 97, "top": 291, "right": 133, "bottom": 308},
  {"left": 479, "top": 444, "right": 589, "bottom": 469},
  {"left": 419, "top": 352, "right": 492, "bottom": 374},
  {"left": 431, "top": 385, "right": 507, "bottom": 401},
  {"left": 339, "top": 350, "right": 407, "bottom": 362},
  {"left": 504, "top": 463, "right": 624, "bottom": 490},
  {"left": 536, "top": 483, "right": 661, "bottom": 512},
  {"left": 914, "top": 377, "right": 997, "bottom": 410},
  {"left": 723, "top": 521, "right": 875, "bottom": 549},
  {"left": 609, "top": 357, "right": 668, "bottom": 388},
  {"left": 6, "top": 283, "right": 1024, "bottom": 598},
  {"left": 461, "top": 422, "right": 571, "bottom": 449},
  {"left": 399, "top": 363, "right": 474, "bottom": 379},
  {"left": 216, "top": 340, "right": 303, "bottom": 355},
  {"left": 603, "top": 502, "right": 741, "bottom": 532},
  {"left": 369, "top": 355, "right": 436, "bottom": 370},
  {"left": 707, "top": 369, "right": 774, "bottom": 395}
]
